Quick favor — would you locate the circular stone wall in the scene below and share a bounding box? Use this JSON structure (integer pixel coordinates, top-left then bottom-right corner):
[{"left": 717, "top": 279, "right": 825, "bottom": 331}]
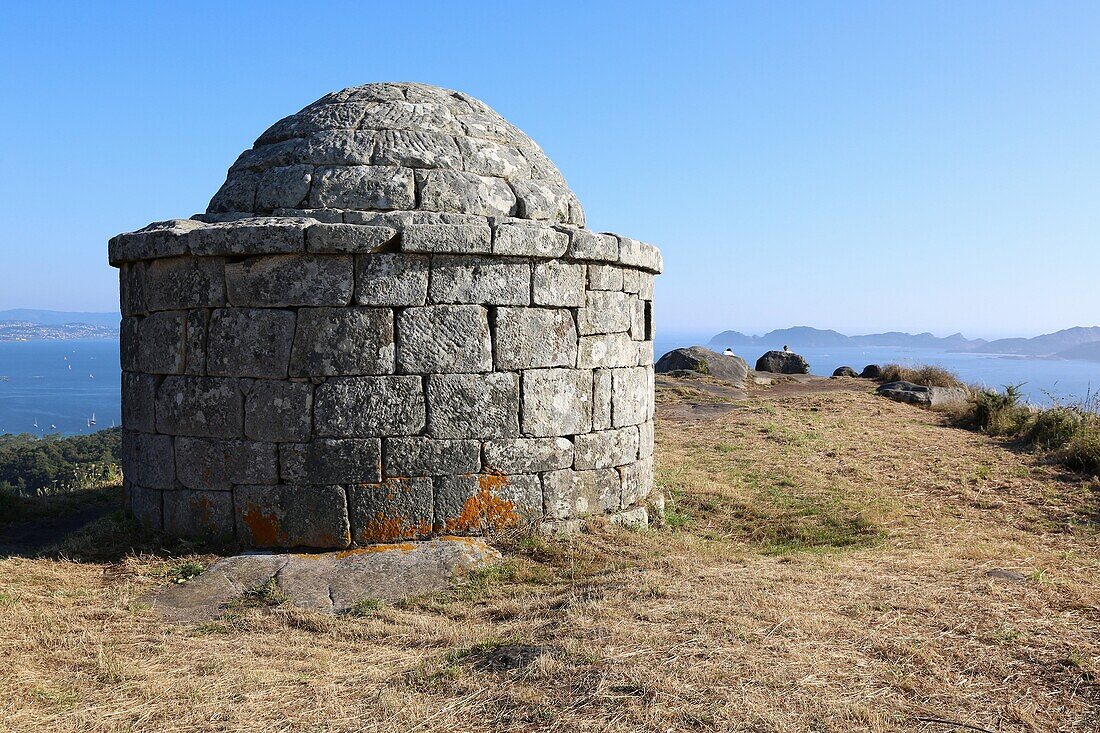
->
[{"left": 109, "top": 83, "right": 662, "bottom": 549}]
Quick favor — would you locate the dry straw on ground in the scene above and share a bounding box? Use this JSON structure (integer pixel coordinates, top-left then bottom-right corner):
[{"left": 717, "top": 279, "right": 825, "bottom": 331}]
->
[{"left": 1, "top": 382, "right": 1097, "bottom": 732}]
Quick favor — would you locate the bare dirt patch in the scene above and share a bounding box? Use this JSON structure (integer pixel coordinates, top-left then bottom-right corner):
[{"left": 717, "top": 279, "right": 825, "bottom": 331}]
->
[{"left": 1, "top": 386, "right": 1097, "bottom": 732}]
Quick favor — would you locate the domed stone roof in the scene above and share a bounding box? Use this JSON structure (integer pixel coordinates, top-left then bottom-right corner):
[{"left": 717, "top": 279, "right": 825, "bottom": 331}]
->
[{"left": 208, "top": 82, "right": 584, "bottom": 225}]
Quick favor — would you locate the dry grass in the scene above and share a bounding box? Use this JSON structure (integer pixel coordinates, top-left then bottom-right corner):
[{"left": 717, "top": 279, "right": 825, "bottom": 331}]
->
[
  {"left": 1, "top": 387, "right": 1098, "bottom": 732},
  {"left": 879, "top": 364, "right": 966, "bottom": 389}
]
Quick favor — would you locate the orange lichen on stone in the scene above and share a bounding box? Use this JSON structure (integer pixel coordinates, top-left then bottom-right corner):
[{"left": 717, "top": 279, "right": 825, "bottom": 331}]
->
[
  {"left": 356, "top": 513, "right": 432, "bottom": 544},
  {"left": 443, "top": 475, "right": 519, "bottom": 534},
  {"left": 241, "top": 503, "right": 283, "bottom": 547},
  {"left": 334, "top": 543, "right": 417, "bottom": 559}
]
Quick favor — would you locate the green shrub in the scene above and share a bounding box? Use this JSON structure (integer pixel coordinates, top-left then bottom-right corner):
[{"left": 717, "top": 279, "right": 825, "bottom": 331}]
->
[
  {"left": 1063, "top": 420, "right": 1100, "bottom": 475},
  {"left": 972, "top": 385, "right": 1030, "bottom": 435},
  {"left": 1024, "top": 407, "right": 1083, "bottom": 450}
]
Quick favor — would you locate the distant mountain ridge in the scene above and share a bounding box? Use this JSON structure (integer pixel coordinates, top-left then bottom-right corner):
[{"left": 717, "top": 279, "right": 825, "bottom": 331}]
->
[
  {"left": 708, "top": 326, "right": 1100, "bottom": 361},
  {"left": 0, "top": 309, "right": 120, "bottom": 328},
  {"left": 708, "top": 326, "right": 987, "bottom": 351}
]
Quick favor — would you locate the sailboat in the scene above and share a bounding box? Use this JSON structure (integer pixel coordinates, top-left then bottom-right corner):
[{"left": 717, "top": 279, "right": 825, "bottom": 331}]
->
[
  {"left": 88, "top": 413, "right": 97, "bottom": 427},
  {"left": 33, "top": 417, "right": 39, "bottom": 429}
]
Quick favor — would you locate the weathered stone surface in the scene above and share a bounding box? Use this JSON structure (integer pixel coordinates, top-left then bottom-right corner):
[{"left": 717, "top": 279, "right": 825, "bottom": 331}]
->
[
  {"left": 145, "top": 539, "right": 501, "bottom": 620},
  {"left": 629, "top": 297, "right": 646, "bottom": 340},
  {"left": 291, "top": 307, "right": 394, "bottom": 376},
  {"left": 609, "top": 505, "right": 650, "bottom": 529},
  {"left": 244, "top": 379, "right": 313, "bottom": 442},
  {"left": 483, "top": 437, "right": 573, "bottom": 474},
  {"left": 577, "top": 333, "right": 638, "bottom": 369},
  {"left": 309, "top": 165, "right": 416, "bottom": 210},
  {"left": 434, "top": 474, "right": 539, "bottom": 533},
  {"left": 832, "top": 366, "right": 859, "bottom": 378},
  {"left": 533, "top": 261, "right": 585, "bottom": 307},
  {"left": 494, "top": 308, "right": 577, "bottom": 370},
  {"left": 235, "top": 485, "right": 351, "bottom": 548},
  {"left": 592, "top": 369, "right": 613, "bottom": 431},
  {"left": 621, "top": 268, "right": 641, "bottom": 294},
  {"left": 638, "top": 273, "right": 655, "bottom": 300},
  {"left": 876, "top": 381, "right": 969, "bottom": 408},
  {"left": 208, "top": 170, "right": 258, "bottom": 213},
  {"left": 427, "top": 372, "right": 520, "bottom": 438},
  {"left": 655, "top": 347, "right": 748, "bottom": 387},
  {"left": 120, "top": 318, "right": 141, "bottom": 372},
  {"left": 400, "top": 224, "right": 492, "bottom": 254},
  {"left": 279, "top": 439, "right": 382, "bottom": 484},
  {"left": 755, "top": 350, "right": 810, "bottom": 375},
  {"left": 355, "top": 253, "right": 429, "bottom": 306},
  {"left": 511, "top": 179, "right": 571, "bottom": 222},
  {"left": 638, "top": 420, "right": 654, "bottom": 459},
  {"left": 306, "top": 223, "right": 397, "bottom": 253},
  {"left": 373, "top": 129, "right": 462, "bottom": 169},
  {"left": 348, "top": 478, "right": 434, "bottom": 543},
  {"left": 175, "top": 437, "right": 278, "bottom": 491},
  {"left": 384, "top": 437, "right": 480, "bottom": 477},
  {"left": 120, "top": 263, "right": 146, "bottom": 316},
  {"left": 619, "top": 457, "right": 654, "bottom": 508},
  {"left": 145, "top": 257, "right": 225, "bottom": 311},
  {"left": 188, "top": 217, "right": 311, "bottom": 256},
  {"left": 522, "top": 368, "right": 592, "bottom": 437},
  {"left": 162, "top": 489, "right": 235, "bottom": 542},
  {"left": 184, "top": 310, "right": 208, "bottom": 375},
  {"left": 397, "top": 305, "right": 491, "bottom": 373},
  {"left": 125, "top": 432, "right": 175, "bottom": 489},
  {"left": 108, "top": 219, "right": 203, "bottom": 265},
  {"left": 417, "top": 170, "right": 516, "bottom": 217},
  {"left": 429, "top": 255, "right": 530, "bottom": 305},
  {"left": 122, "top": 373, "right": 157, "bottom": 433},
  {"left": 492, "top": 220, "right": 568, "bottom": 258},
  {"left": 617, "top": 236, "right": 663, "bottom": 273},
  {"left": 543, "top": 468, "right": 620, "bottom": 519},
  {"left": 637, "top": 340, "right": 655, "bottom": 367},
  {"left": 256, "top": 165, "right": 313, "bottom": 210},
  {"left": 588, "top": 264, "right": 624, "bottom": 291},
  {"left": 577, "top": 290, "right": 632, "bottom": 335},
  {"left": 458, "top": 137, "right": 530, "bottom": 178},
  {"left": 225, "top": 255, "right": 353, "bottom": 307},
  {"left": 314, "top": 376, "right": 425, "bottom": 437},
  {"left": 129, "top": 484, "right": 162, "bottom": 530},
  {"left": 573, "top": 426, "right": 639, "bottom": 470},
  {"left": 206, "top": 308, "right": 296, "bottom": 378},
  {"left": 156, "top": 376, "right": 243, "bottom": 438},
  {"left": 137, "top": 310, "right": 186, "bottom": 374},
  {"left": 612, "top": 367, "right": 650, "bottom": 427},
  {"left": 565, "top": 228, "right": 618, "bottom": 262}
]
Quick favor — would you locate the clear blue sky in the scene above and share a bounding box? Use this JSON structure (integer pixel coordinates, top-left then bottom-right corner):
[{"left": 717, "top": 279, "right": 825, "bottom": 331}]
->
[{"left": 1, "top": 1, "right": 1098, "bottom": 340}]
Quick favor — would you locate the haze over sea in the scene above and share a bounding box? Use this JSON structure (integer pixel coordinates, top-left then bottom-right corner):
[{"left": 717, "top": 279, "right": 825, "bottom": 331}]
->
[
  {"left": 655, "top": 332, "right": 1099, "bottom": 409},
  {"left": 0, "top": 334, "right": 1096, "bottom": 436}
]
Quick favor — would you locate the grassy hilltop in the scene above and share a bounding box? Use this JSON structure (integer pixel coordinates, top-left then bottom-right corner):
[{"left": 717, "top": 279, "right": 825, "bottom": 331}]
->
[{"left": 0, "top": 378, "right": 1097, "bottom": 732}]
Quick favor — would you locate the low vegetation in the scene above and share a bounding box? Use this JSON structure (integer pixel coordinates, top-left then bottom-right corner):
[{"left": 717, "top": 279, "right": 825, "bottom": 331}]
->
[
  {"left": 0, "top": 429, "right": 121, "bottom": 526},
  {"left": 877, "top": 363, "right": 966, "bottom": 388},
  {"left": 950, "top": 385, "right": 1100, "bottom": 476}
]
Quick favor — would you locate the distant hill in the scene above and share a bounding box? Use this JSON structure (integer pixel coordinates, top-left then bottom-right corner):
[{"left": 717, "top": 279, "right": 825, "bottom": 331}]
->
[
  {"left": 708, "top": 326, "right": 987, "bottom": 352},
  {"left": 1054, "top": 341, "right": 1100, "bottom": 362},
  {"left": 972, "top": 327, "right": 1100, "bottom": 357},
  {"left": 0, "top": 309, "right": 120, "bottom": 328}
]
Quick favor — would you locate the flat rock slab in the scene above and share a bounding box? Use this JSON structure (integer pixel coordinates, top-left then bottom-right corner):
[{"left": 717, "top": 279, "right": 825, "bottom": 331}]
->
[{"left": 146, "top": 537, "right": 500, "bottom": 622}]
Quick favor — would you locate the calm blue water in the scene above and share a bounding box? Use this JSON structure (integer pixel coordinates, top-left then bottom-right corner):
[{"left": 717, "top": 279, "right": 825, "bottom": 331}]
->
[
  {"left": 654, "top": 335, "right": 1100, "bottom": 408},
  {"left": 1, "top": 336, "right": 1097, "bottom": 436},
  {"left": 0, "top": 340, "right": 121, "bottom": 436}
]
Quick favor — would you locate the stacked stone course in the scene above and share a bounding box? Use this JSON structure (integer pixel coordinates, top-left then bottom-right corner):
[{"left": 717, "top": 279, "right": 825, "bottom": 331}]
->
[{"left": 110, "top": 83, "right": 661, "bottom": 549}]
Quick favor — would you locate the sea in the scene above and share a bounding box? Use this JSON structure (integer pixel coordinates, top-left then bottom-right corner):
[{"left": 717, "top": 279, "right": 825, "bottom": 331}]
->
[
  {"left": 0, "top": 336, "right": 1097, "bottom": 437},
  {"left": 654, "top": 334, "right": 1100, "bottom": 409}
]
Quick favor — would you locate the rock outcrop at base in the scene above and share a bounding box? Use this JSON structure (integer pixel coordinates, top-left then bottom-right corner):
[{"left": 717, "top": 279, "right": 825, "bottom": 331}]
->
[
  {"left": 876, "top": 381, "right": 968, "bottom": 408},
  {"left": 755, "top": 350, "right": 809, "bottom": 374},
  {"left": 656, "top": 346, "right": 748, "bottom": 386},
  {"left": 860, "top": 364, "right": 882, "bottom": 379},
  {"left": 832, "top": 366, "right": 859, "bottom": 378}
]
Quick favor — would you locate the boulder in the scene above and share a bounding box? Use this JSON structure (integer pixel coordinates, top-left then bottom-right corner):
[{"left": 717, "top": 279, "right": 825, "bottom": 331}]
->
[
  {"left": 876, "top": 381, "right": 968, "bottom": 408},
  {"left": 832, "top": 366, "right": 859, "bottom": 378},
  {"left": 655, "top": 346, "right": 749, "bottom": 386},
  {"left": 860, "top": 364, "right": 882, "bottom": 379},
  {"left": 754, "top": 350, "right": 809, "bottom": 375}
]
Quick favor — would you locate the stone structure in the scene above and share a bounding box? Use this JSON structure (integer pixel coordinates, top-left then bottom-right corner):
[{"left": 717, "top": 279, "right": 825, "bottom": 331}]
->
[{"left": 109, "top": 83, "right": 662, "bottom": 550}]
